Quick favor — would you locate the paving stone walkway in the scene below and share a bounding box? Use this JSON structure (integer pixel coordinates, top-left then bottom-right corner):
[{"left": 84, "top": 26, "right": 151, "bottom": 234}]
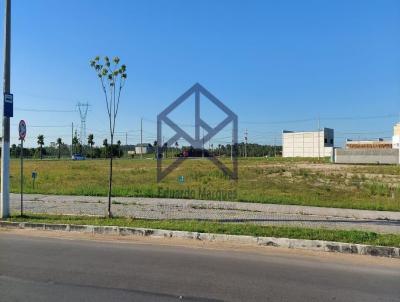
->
[{"left": 10, "top": 193, "right": 400, "bottom": 234}]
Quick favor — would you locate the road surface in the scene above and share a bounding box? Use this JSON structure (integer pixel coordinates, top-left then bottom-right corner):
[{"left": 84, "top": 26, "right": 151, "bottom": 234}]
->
[{"left": 0, "top": 230, "right": 399, "bottom": 301}]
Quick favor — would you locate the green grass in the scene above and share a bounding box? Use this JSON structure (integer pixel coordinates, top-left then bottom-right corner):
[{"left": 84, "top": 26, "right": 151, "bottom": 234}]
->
[
  {"left": 6, "top": 213, "right": 400, "bottom": 247},
  {"left": 6, "top": 157, "right": 400, "bottom": 211}
]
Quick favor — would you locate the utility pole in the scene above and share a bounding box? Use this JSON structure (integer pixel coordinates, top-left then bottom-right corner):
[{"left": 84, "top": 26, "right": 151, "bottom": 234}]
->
[
  {"left": 124, "top": 132, "right": 127, "bottom": 158},
  {"left": 74, "top": 129, "right": 78, "bottom": 154},
  {"left": 317, "top": 116, "right": 320, "bottom": 160},
  {"left": 244, "top": 129, "right": 248, "bottom": 158},
  {"left": 202, "top": 128, "right": 204, "bottom": 158},
  {"left": 230, "top": 143, "right": 233, "bottom": 161},
  {"left": 162, "top": 135, "right": 165, "bottom": 159},
  {"left": 140, "top": 118, "right": 143, "bottom": 159},
  {"left": 71, "top": 122, "right": 73, "bottom": 157},
  {"left": 231, "top": 122, "right": 236, "bottom": 160},
  {"left": 1, "top": 0, "right": 11, "bottom": 218}
]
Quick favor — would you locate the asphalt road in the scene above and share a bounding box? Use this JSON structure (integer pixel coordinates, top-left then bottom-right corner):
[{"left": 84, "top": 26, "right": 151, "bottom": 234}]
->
[{"left": 0, "top": 232, "right": 399, "bottom": 302}]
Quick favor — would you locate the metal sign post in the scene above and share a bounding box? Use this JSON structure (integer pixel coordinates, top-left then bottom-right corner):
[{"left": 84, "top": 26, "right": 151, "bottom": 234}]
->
[
  {"left": 20, "top": 138, "right": 23, "bottom": 215},
  {"left": 1, "top": 0, "right": 12, "bottom": 219},
  {"left": 31, "top": 171, "right": 37, "bottom": 189},
  {"left": 19, "top": 120, "right": 26, "bottom": 216}
]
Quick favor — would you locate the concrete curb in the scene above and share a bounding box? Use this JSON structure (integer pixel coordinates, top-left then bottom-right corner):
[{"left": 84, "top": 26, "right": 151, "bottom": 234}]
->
[{"left": 1, "top": 221, "right": 399, "bottom": 259}]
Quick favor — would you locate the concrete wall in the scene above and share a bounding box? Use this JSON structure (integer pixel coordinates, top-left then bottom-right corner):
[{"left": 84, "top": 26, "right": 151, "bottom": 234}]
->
[
  {"left": 282, "top": 128, "right": 334, "bottom": 158},
  {"left": 335, "top": 148, "right": 399, "bottom": 164}
]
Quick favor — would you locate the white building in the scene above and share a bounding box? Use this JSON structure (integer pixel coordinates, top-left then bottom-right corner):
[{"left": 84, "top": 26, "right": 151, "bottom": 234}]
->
[
  {"left": 392, "top": 123, "right": 400, "bottom": 149},
  {"left": 282, "top": 128, "right": 334, "bottom": 158},
  {"left": 135, "top": 143, "right": 153, "bottom": 154}
]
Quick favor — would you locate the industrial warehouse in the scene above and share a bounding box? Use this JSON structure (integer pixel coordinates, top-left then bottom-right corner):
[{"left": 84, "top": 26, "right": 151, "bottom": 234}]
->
[
  {"left": 282, "top": 123, "right": 400, "bottom": 164},
  {"left": 282, "top": 128, "right": 334, "bottom": 158}
]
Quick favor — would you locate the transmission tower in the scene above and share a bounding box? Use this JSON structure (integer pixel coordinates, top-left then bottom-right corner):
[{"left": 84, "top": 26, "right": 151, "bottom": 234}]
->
[{"left": 77, "top": 102, "right": 90, "bottom": 145}]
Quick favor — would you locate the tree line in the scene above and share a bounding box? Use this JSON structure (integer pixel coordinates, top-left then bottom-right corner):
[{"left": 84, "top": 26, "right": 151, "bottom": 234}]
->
[
  {"left": 9, "top": 133, "right": 125, "bottom": 159},
  {"left": 155, "top": 141, "right": 282, "bottom": 158},
  {"left": 8, "top": 133, "right": 282, "bottom": 159}
]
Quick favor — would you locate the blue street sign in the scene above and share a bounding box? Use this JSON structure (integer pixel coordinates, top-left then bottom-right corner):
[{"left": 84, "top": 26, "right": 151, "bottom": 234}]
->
[{"left": 4, "top": 93, "right": 13, "bottom": 117}]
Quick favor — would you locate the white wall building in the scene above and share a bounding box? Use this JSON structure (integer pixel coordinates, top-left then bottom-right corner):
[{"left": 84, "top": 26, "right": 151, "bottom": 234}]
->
[
  {"left": 135, "top": 143, "right": 153, "bottom": 154},
  {"left": 392, "top": 123, "right": 400, "bottom": 149},
  {"left": 282, "top": 128, "right": 334, "bottom": 158}
]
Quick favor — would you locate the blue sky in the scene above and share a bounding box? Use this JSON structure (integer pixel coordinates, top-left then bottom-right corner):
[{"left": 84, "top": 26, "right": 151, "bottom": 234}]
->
[{"left": 2, "top": 0, "right": 400, "bottom": 147}]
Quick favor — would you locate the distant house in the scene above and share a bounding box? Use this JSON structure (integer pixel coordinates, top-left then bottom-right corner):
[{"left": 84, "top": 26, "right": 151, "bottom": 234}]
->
[{"left": 135, "top": 143, "right": 154, "bottom": 154}]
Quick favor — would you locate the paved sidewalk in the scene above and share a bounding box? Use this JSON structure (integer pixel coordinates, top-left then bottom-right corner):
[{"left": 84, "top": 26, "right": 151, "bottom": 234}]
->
[{"left": 10, "top": 193, "right": 400, "bottom": 234}]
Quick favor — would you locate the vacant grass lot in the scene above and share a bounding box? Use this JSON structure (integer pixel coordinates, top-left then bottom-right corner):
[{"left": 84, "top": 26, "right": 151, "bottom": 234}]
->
[
  {"left": 7, "top": 213, "right": 400, "bottom": 247},
  {"left": 6, "top": 157, "right": 400, "bottom": 211}
]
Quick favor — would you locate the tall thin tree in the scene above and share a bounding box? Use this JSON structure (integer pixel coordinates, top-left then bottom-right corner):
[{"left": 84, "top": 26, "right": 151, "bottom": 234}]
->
[
  {"left": 117, "top": 140, "right": 122, "bottom": 158},
  {"left": 56, "top": 137, "right": 62, "bottom": 159},
  {"left": 175, "top": 141, "right": 179, "bottom": 157},
  {"left": 90, "top": 56, "right": 127, "bottom": 217},
  {"left": 88, "top": 134, "right": 94, "bottom": 158},
  {"left": 72, "top": 135, "right": 79, "bottom": 155},
  {"left": 37, "top": 135, "right": 44, "bottom": 160},
  {"left": 103, "top": 138, "right": 109, "bottom": 158},
  {"left": 153, "top": 140, "right": 158, "bottom": 159}
]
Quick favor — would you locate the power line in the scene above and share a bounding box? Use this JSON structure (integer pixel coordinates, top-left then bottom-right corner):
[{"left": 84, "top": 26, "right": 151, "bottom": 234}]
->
[
  {"left": 143, "top": 113, "right": 398, "bottom": 128},
  {"left": 13, "top": 90, "right": 76, "bottom": 103},
  {"left": 14, "top": 107, "right": 77, "bottom": 113},
  {"left": 322, "top": 114, "right": 397, "bottom": 121},
  {"left": 11, "top": 123, "right": 71, "bottom": 128},
  {"left": 240, "top": 114, "right": 397, "bottom": 125}
]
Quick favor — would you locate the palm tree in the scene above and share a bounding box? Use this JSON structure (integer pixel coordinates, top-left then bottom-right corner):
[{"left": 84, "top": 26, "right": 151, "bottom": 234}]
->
[
  {"left": 56, "top": 138, "right": 62, "bottom": 159},
  {"left": 163, "top": 142, "right": 168, "bottom": 159},
  {"left": 72, "top": 135, "right": 79, "bottom": 154},
  {"left": 103, "top": 138, "right": 108, "bottom": 157},
  {"left": 37, "top": 135, "right": 44, "bottom": 160},
  {"left": 88, "top": 134, "right": 94, "bottom": 158},
  {"left": 153, "top": 140, "right": 158, "bottom": 159},
  {"left": 175, "top": 141, "right": 179, "bottom": 157},
  {"left": 117, "top": 140, "right": 121, "bottom": 158}
]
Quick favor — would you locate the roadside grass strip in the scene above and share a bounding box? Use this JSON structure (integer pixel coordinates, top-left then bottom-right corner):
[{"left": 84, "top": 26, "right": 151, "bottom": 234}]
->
[{"left": 6, "top": 213, "right": 400, "bottom": 248}]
